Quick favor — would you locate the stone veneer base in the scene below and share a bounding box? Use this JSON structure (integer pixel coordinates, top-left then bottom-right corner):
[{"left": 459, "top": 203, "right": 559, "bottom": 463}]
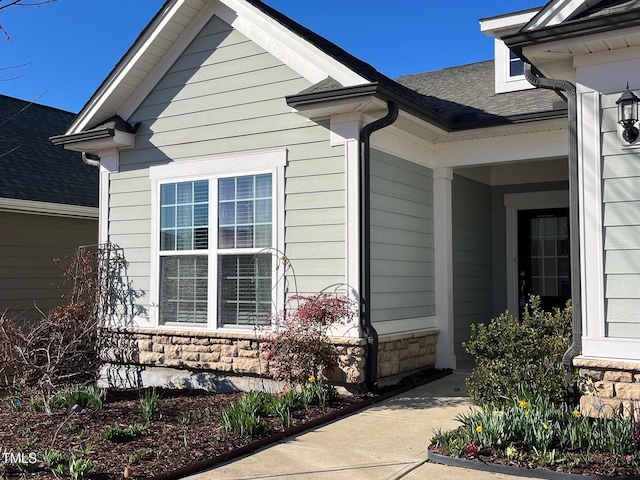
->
[
  {"left": 98, "top": 326, "right": 439, "bottom": 390},
  {"left": 574, "top": 356, "right": 640, "bottom": 417}
]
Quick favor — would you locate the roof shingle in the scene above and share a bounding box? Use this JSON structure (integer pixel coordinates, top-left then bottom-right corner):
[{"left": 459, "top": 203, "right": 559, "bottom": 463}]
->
[
  {"left": 0, "top": 95, "right": 98, "bottom": 208},
  {"left": 395, "top": 60, "right": 566, "bottom": 126}
]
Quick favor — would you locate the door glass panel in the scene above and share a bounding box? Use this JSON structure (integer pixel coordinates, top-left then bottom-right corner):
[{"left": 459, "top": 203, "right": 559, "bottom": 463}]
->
[{"left": 529, "top": 215, "right": 569, "bottom": 297}]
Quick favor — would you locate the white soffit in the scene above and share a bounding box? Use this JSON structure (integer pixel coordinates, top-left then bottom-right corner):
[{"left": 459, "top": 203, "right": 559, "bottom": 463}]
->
[{"left": 523, "top": 26, "right": 640, "bottom": 82}]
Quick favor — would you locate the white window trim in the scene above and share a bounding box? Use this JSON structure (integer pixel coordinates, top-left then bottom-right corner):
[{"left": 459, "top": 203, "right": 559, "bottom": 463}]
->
[
  {"left": 149, "top": 148, "right": 287, "bottom": 330},
  {"left": 494, "top": 39, "right": 535, "bottom": 94}
]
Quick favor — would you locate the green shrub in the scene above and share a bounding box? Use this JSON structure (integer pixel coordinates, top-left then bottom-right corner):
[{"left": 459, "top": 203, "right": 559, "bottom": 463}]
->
[
  {"left": 102, "top": 423, "right": 145, "bottom": 442},
  {"left": 220, "top": 401, "right": 267, "bottom": 437},
  {"left": 43, "top": 450, "right": 67, "bottom": 469},
  {"left": 431, "top": 388, "right": 638, "bottom": 469},
  {"left": 464, "top": 295, "right": 573, "bottom": 406},
  {"left": 53, "top": 385, "right": 105, "bottom": 411},
  {"left": 139, "top": 387, "right": 160, "bottom": 421},
  {"left": 68, "top": 457, "right": 94, "bottom": 480},
  {"left": 300, "top": 379, "right": 337, "bottom": 408}
]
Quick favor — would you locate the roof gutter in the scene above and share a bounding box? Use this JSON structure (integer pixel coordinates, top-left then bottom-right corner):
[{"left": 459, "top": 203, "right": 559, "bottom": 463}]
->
[
  {"left": 287, "top": 82, "right": 451, "bottom": 133},
  {"left": 359, "top": 101, "right": 399, "bottom": 393},
  {"left": 524, "top": 63, "right": 581, "bottom": 373}
]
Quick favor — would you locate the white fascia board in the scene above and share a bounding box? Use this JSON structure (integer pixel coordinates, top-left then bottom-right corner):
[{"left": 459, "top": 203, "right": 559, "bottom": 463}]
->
[
  {"left": 214, "top": 0, "right": 367, "bottom": 86},
  {"left": 433, "top": 128, "right": 567, "bottom": 168},
  {"left": 480, "top": 9, "right": 539, "bottom": 37},
  {"left": 0, "top": 197, "right": 98, "bottom": 219},
  {"left": 69, "top": 0, "right": 191, "bottom": 134}
]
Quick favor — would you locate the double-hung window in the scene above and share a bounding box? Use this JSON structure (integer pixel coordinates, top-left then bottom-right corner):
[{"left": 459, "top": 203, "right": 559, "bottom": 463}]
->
[{"left": 153, "top": 150, "right": 284, "bottom": 328}]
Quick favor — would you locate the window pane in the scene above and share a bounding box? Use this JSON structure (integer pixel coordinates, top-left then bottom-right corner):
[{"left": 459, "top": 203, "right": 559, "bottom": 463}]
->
[
  {"left": 218, "top": 254, "right": 271, "bottom": 326},
  {"left": 237, "top": 200, "right": 253, "bottom": 224},
  {"left": 160, "top": 256, "right": 208, "bottom": 324},
  {"left": 160, "top": 180, "right": 209, "bottom": 251},
  {"left": 161, "top": 231, "right": 176, "bottom": 251},
  {"left": 194, "top": 227, "right": 208, "bottom": 250},
  {"left": 193, "top": 180, "right": 208, "bottom": 203},
  {"left": 218, "top": 174, "right": 272, "bottom": 250},
  {"left": 194, "top": 204, "right": 208, "bottom": 226},
  {"left": 219, "top": 202, "right": 235, "bottom": 225},
  {"left": 161, "top": 206, "right": 175, "bottom": 229},
  {"left": 177, "top": 182, "right": 193, "bottom": 204},
  {"left": 255, "top": 199, "right": 271, "bottom": 223},
  {"left": 237, "top": 176, "right": 253, "bottom": 199},
  {"left": 236, "top": 226, "right": 253, "bottom": 248},
  {"left": 255, "top": 174, "right": 272, "bottom": 198},
  {"left": 219, "top": 177, "right": 235, "bottom": 201},
  {"left": 161, "top": 183, "right": 176, "bottom": 205},
  {"left": 218, "top": 227, "right": 235, "bottom": 249},
  {"left": 510, "top": 57, "right": 524, "bottom": 77},
  {"left": 177, "top": 205, "right": 192, "bottom": 228},
  {"left": 254, "top": 225, "right": 271, "bottom": 248},
  {"left": 176, "top": 229, "right": 193, "bottom": 250}
]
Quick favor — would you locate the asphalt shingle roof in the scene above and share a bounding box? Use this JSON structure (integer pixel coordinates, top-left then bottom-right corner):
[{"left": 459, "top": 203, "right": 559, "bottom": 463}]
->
[
  {"left": 395, "top": 60, "right": 566, "bottom": 126},
  {"left": 0, "top": 95, "right": 98, "bottom": 208},
  {"left": 249, "top": 0, "right": 566, "bottom": 129}
]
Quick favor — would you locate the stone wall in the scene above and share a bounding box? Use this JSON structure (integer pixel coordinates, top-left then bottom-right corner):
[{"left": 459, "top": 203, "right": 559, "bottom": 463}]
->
[
  {"left": 377, "top": 331, "right": 439, "bottom": 379},
  {"left": 99, "top": 327, "right": 438, "bottom": 390},
  {"left": 575, "top": 357, "right": 640, "bottom": 417}
]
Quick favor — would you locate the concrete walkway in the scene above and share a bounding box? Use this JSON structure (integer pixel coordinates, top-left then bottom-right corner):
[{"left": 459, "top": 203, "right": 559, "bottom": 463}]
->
[{"left": 186, "top": 373, "right": 532, "bottom": 480}]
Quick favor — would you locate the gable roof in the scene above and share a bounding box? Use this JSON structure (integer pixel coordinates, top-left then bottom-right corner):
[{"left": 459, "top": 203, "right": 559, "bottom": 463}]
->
[
  {"left": 0, "top": 95, "right": 98, "bottom": 209},
  {"left": 63, "top": 0, "right": 568, "bottom": 146}
]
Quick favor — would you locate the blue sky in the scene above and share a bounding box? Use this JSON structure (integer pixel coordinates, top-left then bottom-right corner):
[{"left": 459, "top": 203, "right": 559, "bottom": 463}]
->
[{"left": 0, "top": 0, "right": 543, "bottom": 113}]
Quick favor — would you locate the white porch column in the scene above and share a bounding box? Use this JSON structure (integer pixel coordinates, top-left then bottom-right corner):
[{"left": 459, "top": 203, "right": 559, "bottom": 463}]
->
[{"left": 433, "top": 167, "right": 455, "bottom": 369}]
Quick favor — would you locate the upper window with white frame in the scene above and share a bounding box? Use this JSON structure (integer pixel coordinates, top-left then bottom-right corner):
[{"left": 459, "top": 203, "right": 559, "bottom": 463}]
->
[
  {"left": 151, "top": 149, "right": 286, "bottom": 329},
  {"left": 494, "top": 39, "right": 534, "bottom": 94}
]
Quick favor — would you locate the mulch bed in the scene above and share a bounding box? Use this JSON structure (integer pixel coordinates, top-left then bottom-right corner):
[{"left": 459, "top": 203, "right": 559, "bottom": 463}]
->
[
  {"left": 428, "top": 444, "right": 640, "bottom": 479},
  {"left": 0, "top": 368, "right": 448, "bottom": 480}
]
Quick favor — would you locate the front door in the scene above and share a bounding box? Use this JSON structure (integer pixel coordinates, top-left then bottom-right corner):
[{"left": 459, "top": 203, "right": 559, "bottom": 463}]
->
[{"left": 517, "top": 208, "right": 570, "bottom": 315}]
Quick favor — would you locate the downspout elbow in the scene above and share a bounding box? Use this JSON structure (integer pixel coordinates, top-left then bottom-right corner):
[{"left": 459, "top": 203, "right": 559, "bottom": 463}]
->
[
  {"left": 524, "top": 63, "right": 581, "bottom": 373},
  {"left": 359, "top": 101, "right": 399, "bottom": 393},
  {"left": 82, "top": 152, "right": 100, "bottom": 167}
]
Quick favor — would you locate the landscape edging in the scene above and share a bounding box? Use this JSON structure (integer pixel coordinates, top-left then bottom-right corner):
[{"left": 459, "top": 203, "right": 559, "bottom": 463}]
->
[
  {"left": 427, "top": 450, "right": 640, "bottom": 480},
  {"left": 147, "top": 368, "right": 453, "bottom": 480}
]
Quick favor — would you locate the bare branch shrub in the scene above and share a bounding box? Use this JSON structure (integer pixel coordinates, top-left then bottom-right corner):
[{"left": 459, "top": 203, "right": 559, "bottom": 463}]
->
[{"left": 0, "top": 242, "right": 134, "bottom": 412}]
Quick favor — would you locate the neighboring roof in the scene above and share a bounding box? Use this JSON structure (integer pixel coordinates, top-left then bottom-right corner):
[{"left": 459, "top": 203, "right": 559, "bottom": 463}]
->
[
  {"left": 395, "top": 61, "right": 567, "bottom": 129},
  {"left": 0, "top": 95, "right": 98, "bottom": 208}
]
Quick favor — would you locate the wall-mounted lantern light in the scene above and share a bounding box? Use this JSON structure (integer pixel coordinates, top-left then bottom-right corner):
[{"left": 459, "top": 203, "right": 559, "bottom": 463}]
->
[{"left": 617, "top": 83, "right": 639, "bottom": 143}]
